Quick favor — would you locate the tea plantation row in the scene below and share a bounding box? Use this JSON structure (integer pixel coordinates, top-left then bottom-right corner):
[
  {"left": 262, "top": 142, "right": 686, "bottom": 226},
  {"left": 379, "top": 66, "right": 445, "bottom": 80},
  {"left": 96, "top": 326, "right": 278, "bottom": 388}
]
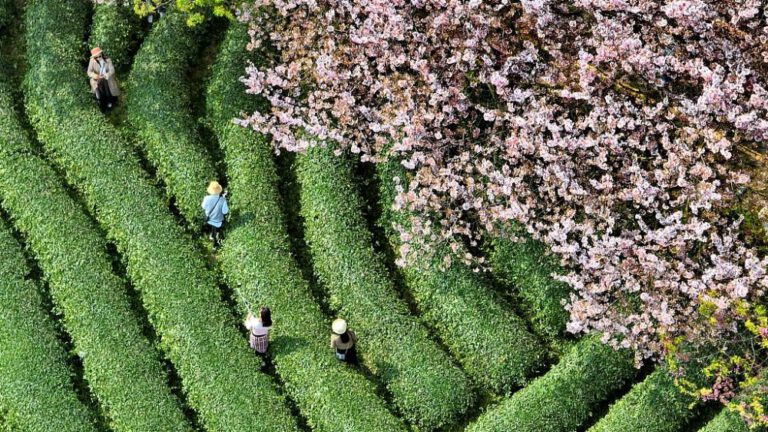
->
[{"left": 0, "top": 1, "right": 749, "bottom": 431}]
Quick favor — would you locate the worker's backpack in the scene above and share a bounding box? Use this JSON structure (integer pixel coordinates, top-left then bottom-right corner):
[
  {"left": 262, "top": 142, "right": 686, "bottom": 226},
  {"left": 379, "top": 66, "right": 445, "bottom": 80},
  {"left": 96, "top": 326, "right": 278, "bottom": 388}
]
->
[{"left": 335, "top": 348, "right": 348, "bottom": 361}]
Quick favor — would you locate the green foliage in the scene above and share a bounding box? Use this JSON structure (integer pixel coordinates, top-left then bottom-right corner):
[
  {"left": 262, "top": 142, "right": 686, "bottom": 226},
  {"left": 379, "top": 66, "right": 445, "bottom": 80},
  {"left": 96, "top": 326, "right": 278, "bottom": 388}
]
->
[
  {"left": 296, "top": 145, "right": 474, "bottom": 430},
  {"left": 23, "top": 1, "right": 299, "bottom": 430},
  {"left": 664, "top": 302, "right": 768, "bottom": 430},
  {"left": 0, "top": 222, "right": 98, "bottom": 432},
  {"left": 131, "top": 0, "right": 161, "bottom": 19},
  {"left": 176, "top": 0, "right": 238, "bottom": 24},
  {"left": 205, "top": 23, "right": 261, "bottom": 123},
  {"left": 588, "top": 369, "right": 697, "bottom": 432},
  {"left": 126, "top": 8, "right": 216, "bottom": 225},
  {"left": 0, "top": 0, "right": 11, "bottom": 29},
  {"left": 467, "top": 336, "right": 637, "bottom": 432},
  {"left": 0, "top": 82, "right": 194, "bottom": 432},
  {"left": 208, "top": 22, "right": 406, "bottom": 432},
  {"left": 88, "top": 2, "right": 142, "bottom": 73},
  {"left": 488, "top": 235, "right": 572, "bottom": 343},
  {"left": 376, "top": 160, "right": 548, "bottom": 394},
  {"left": 699, "top": 409, "right": 750, "bottom": 432},
  {"left": 133, "top": 0, "right": 237, "bottom": 26}
]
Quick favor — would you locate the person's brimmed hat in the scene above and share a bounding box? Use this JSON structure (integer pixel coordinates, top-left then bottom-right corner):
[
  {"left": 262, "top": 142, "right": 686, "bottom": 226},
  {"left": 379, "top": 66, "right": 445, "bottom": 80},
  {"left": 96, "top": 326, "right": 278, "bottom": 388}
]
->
[
  {"left": 332, "top": 319, "right": 347, "bottom": 335},
  {"left": 90, "top": 47, "right": 103, "bottom": 58},
  {"left": 207, "top": 181, "right": 223, "bottom": 195}
]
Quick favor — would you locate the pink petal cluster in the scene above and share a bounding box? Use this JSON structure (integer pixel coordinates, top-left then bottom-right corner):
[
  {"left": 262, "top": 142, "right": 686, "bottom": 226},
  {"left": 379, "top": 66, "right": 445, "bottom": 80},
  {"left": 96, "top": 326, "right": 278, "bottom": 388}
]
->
[{"left": 239, "top": 0, "right": 768, "bottom": 384}]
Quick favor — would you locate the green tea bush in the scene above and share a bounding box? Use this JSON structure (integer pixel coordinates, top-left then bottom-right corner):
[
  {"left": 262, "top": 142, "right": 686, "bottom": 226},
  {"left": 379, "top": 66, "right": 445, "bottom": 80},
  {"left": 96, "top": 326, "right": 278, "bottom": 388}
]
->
[
  {"left": 376, "top": 160, "right": 547, "bottom": 394},
  {"left": 489, "top": 236, "right": 572, "bottom": 343},
  {"left": 296, "top": 145, "right": 474, "bottom": 430},
  {"left": 126, "top": 8, "right": 216, "bottom": 224},
  {"left": 699, "top": 409, "right": 749, "bottom": 432},
  {"left": 0, "top": 222, "right": 98, "bottom": 432},
  {"left": 24, "top": 1, "right": 298, "bottom": 430},
  {"left": 467, "top": 336, "right": 636, "bottom": 432},
  {"left": 588, "top": 369, "right": 697, "bottom": 432},
  {"left": 209, "top": 23, "right": 406, "bottom": 432},
  {"left": 0, "top": 82, "right": 193, "bottom": 432},
  {"left": 88, "top": 2, "right": 142, "bottom": 72}
]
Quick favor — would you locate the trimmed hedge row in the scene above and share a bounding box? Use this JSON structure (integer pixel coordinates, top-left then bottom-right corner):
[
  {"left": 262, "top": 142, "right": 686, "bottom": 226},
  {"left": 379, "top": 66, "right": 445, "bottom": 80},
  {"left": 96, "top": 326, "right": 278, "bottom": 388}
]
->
[
  {"left": 588, "top": 369, "right": 697, "bottom": 432},
  {"left": 467, "top": 336, "right": 637, "bottom": 432},
  {"left": 492, "top": 225, "right": 698, "bottom": 432},
  {"left": 699, "top": 409, "right": 749, "bottom": 432},
  {"left": 296, "top": 145, "right": 474, "bottom": 430},
  {"left": 88, "top": 2, "right": 142, "bottom": 73},
  {"left": 376, "top": 160, "right": 548, "bottom": 394},
  {"left": 209, "top": 23, "right": 406, "bottom": 432},
  {"left": 0, "top": 82, "right": 193, "bottom": 432},
  {"left": 0, "top": 221, "right": 98, "bottom": 432},
  {"left": 126, "top": 8, "right": 216, "bottom": 224},
  {"left": 489, "top": 235, "right": 571, "bottom": 343},
  {"left": 24, "top": 1, "right": 299, "bottom": 431}
]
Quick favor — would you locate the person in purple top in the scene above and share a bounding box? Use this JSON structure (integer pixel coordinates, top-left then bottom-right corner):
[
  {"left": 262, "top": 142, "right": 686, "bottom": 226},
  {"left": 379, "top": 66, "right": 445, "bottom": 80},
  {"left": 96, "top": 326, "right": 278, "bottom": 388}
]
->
[{"left": 244, "top": 311, "right": 270, "bottom": 355}]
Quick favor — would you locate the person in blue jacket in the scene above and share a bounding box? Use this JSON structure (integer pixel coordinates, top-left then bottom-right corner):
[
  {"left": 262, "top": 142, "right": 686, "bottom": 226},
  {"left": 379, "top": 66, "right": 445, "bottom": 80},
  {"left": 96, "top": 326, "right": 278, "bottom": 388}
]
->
[{"left": 201, "top": 181, "right": 228, "bottom": 248}]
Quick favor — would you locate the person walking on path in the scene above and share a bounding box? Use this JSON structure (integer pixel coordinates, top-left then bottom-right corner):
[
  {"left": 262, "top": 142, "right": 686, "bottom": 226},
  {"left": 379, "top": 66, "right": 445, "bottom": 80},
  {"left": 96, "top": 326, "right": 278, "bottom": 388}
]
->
[
  {"left": 87, "top": 47, "right": 120, "bottom": 112},
  {"left": 330, "top": 319, "right": 357, "bottom": 363},
  {"left": 201, "top": 181, "right": 228, "bottom": 248},
  {"left": 245, "top": 311, "right": 270, "bottom": 355}
]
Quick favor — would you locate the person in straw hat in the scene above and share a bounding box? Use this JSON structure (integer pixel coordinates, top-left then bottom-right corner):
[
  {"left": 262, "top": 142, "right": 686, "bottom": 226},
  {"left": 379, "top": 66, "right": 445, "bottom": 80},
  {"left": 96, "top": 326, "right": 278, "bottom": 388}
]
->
[
  {"left": 201, "top": 181, "right": 229, "bottom": 248},
  {"left": 87, "top": 47, "right": 120, "bottom": 112},
  {"left": 330, "top": 319, "right": 357, "bottom": 363}
]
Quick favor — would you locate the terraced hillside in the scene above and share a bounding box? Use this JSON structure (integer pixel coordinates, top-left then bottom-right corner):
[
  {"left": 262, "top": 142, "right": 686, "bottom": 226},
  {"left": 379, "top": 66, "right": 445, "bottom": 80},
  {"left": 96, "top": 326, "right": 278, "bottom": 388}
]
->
[{"left": 0, "top": 1, "right": 752, "bottom": 431}]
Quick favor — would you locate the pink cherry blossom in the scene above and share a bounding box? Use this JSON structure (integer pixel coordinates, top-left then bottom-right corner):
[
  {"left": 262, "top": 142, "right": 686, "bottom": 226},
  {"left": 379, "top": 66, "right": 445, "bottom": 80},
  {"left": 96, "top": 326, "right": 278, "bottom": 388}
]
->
[{"left": 229, "top": 0, "right": 768, "bottom": 417}]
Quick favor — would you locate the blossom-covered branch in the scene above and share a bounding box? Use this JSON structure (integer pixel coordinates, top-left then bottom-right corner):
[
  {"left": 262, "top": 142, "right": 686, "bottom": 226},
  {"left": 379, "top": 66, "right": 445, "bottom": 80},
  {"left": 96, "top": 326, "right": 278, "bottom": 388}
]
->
[{"left": 232, "top": 0, "right": 768, "bottom": 422}]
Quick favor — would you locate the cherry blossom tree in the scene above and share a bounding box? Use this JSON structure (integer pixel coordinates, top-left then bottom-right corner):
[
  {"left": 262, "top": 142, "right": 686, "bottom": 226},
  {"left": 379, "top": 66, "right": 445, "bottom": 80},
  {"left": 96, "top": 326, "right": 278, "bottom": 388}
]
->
[
  {"left": 96, "top": 0, "right": 768, "bottom": 422},
  {"left": 234, "top": 0, "right": 768, "bottom": 417},
  {"left": 238, "top": 0, "right": 765, "bottom": 349}
]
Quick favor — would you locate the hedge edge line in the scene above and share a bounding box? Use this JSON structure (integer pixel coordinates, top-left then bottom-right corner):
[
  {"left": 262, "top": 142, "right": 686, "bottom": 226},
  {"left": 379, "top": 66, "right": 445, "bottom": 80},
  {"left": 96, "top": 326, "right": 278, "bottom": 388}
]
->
[
  {"left": 209, "top": 22, "right": 406, "bottom": 432},
  {"left": 296, "top": 144, "right": 474, "bottom": 430},
  {"left": 467, "top": 336, "right": 637, "bottom": 432},
  {"left": 489, "top": 235, "right": 572, "bottom": 343},
  {"left": 698, "top": 408, "right": 749, "bottom": 432},
  {"left": 375, "top": 159, "right": 549, "bottom": 394},
  {"left": 125, "top": 8, "right": 216, "bottom": 225},
  {"left": 23, "top": 1, "right": 299, "bottom": 430},
  {"left": 0, "top": 221, "right": 98, "bottom": 432},
  {"left": 0, "top": 81, "right": 194, "bottom": 432},
  {"left": 588, "top": 369, "right": 698, "bottom": 432}
]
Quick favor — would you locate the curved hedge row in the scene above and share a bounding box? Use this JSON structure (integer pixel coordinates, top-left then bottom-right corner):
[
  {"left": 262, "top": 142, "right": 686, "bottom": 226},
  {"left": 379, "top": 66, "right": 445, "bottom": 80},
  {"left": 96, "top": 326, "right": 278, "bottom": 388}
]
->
[
  {"left": 209, "top": 23, "right": 406, "bottom": 432},
  {"left": 0, "top": 221, "right": 98, "bottom": 432},
  {"left": 467, "top": 336, "right": 637, "bottom": 432},
  {"left": 296, "top": 145, "right": 474, "bottom": 430},
  {"left": 88, "top": 2, "right": 142, "bottom": 73},
  {"left": 23, "top": 1, "right": 299, "bottom": 431},
  {"left": 376, "top": 160, "right": 548, "bottom": 394},
  {"left": 588, "top": 369, "right": 697, "bottom": 432},
  {"left": 0, "top": 82, "right": 194, "bottom": 432},
  {"left": 126, "top": 9, "right": 216, "bottom": 224},
  {"left": 489, "top": 235, "right": 571, "bottom": 343},
  {"left": 699, "top": 409, "right": 749, "bottom": 432}
]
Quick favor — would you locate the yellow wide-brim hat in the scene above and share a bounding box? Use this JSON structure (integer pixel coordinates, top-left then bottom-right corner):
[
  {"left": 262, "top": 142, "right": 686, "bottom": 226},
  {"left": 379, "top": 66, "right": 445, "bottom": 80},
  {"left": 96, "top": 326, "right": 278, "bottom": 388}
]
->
[
  {"left": 332, "top": 319, "right": 347, "bottom": 335},
  {"left": 207, "top": 181, "right": 222, "bottom": 195}
]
